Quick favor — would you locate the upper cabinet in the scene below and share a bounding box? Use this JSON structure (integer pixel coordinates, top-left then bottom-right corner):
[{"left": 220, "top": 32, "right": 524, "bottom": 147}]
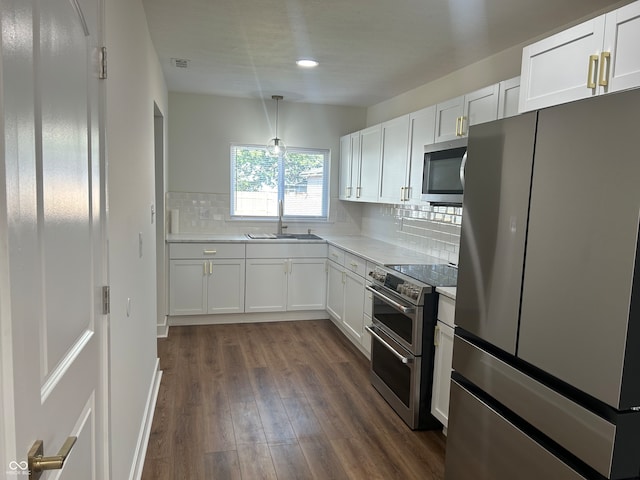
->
[
  {"left": 406, "top": 106, "right": 436, "bottom": 203},
  {"left": 498, "top": 77, "right": 521, "bottom": 119},
  {"left": 519, "top": 1, "right": 640, "bottom": 112},
  {"left": 339, "top": 134, "right": 352, "bottom": 200},
  {"left": 357, "top": 125, "right": 382, "bottom": 202},
  {"left": 434, "top": 84, "right": 499, "bottom": 142},
  {"left": 379, "top": 115, "right": 410, "bottom": 204}
]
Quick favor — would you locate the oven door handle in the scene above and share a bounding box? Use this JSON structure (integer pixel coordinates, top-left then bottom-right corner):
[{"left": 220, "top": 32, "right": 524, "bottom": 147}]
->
[
  {"left": 365, "top": 286, "right": 415, "bottom": 314},
  {"left": 365, "top": 325, "right": 413, "bottom": 364}
]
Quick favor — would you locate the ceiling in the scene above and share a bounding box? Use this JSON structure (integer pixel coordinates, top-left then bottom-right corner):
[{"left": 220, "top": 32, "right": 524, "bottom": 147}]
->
[{"left": 142, "top": 0, "right": 626, "bottom": 107}]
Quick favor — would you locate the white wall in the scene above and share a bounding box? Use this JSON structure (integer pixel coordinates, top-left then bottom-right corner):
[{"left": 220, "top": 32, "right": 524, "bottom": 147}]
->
[
  {"left": 105, "top": 0, "right": 167, "bottom": 478},
  {"left": 168, "top": 93, "right": 366, "bottom": 196}
]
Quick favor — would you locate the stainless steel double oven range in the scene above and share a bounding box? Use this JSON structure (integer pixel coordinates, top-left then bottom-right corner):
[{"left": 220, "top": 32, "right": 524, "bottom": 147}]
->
[{"left": 366, "top": 263, "right": 457, "bottom": 429}]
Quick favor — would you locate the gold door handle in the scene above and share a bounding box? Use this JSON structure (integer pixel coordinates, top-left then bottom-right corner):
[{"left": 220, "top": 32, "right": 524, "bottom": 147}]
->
[
  {"left": 455, "top": 116, "right": 461, "bottom": 136},
  {"left": 203, "top": 249, "right": 217, "bottom": 255},
  {"left": 356, "top": 186, "right": 361, "bottom": 198},
  {"left": 599, "top": 51, "right": 611, "bottom": 87},
  {"left": 587, "top": 54, "right": 599, "bottom": 89},
  {"left": 400, "top": 186, "right": 405, "bottom": 201},
  {"left": 209, "top": 261, "right": 213, "bottom": 275},
  {"left": 28, "top": 437, "right": 77, "bottom": 480},
  {"left": 459, "top": 116, "right": 466, "bottom": 136},
  {"left": 434, "top": 325, "right": 440, "bottom": 347}
]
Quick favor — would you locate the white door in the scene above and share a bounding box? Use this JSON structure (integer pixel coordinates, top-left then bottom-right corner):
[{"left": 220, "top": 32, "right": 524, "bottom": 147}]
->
[
  {"left": 462, "top": 84, "right": 499, "bottom": 133},
  {"left": 287, "top": 258, "right": 327, "bottom": 311},
  {"left": 207, "top": 259, "right": 246, "bottom": 314},
  {"left": 169, "top": 260, "right": 208, "bottom": 315},
  {"left": 245, "top": 258, "right": 288, "bottom": 312},
  {"left": 434, "top": 95, "right": 464, "bottom": 143},
  {"left": 498, "top": 76, "right": 521, "bottom": 119},
  {"left": 1, "top": 0, "right": 107, "bottom": 478},
  {"left": 339, "top": 134, "right": 352, "bottom": 200},
  {"left": 343, "top": 270, "right": 365, "bottom": 342}
]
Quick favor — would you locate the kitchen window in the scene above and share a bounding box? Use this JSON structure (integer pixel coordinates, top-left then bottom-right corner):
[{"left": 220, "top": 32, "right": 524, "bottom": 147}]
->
[{"left": 230, "top": 144, "right": 329, "bottom": 220}]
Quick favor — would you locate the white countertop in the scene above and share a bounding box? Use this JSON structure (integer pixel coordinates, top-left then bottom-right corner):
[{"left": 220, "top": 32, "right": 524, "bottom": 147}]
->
[
  {"left": 323, "top": 235, "right": 444, "bottom": 266},
  {"left": 435, "top": 286, "right": 456, "bottom": 300},
  {"left": 166, "top": 233, "right": 324, "bottom": 243}
]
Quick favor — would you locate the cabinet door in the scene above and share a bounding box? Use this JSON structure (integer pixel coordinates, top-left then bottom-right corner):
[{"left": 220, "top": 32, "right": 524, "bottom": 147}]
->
[
  {"left": 339, "top": 134, "right": 352, "bottom": 200},
  {"left": 379, "top": 114, "right": 411, "bottom": 204},
  {"left": 463, "top": 84, "right": 499, "bottom": 133},
  {"left": 245, "top": 258, "right": 287, "bottom": 312},
  {"left": 287, "top": 258, "right": 327, "bottom": 311},
  {"left": 343, "top": 270, "right": 365, "bottom": 342},
  {"left": 407, "top": 106, "right": 436, "bottom": 203},
  {"left": 349, "top": 132, "right": 361, "bottom": 201},
  {"left": 326, "top": 260, "right": 345, "bottom": 322},
  {"left": 169, "top": 259, "right": 207, "bottom": 315},
  {"left": 519, "top": 16, "right": 606, "bottom": 112},
  {"left": 431, "top": 321, "right": 455, "bottom": 427},
  {"left": 602, "top": 1, "right": 640, "bottom": 93},
  {"left": 498, "top": 76, "right": 521, "bottom": 119},
  {"left": 361, "top": 281, "right": 374, "bottom": 356},
  {"left": 435, "top": 95, "right": 464, "bottom": 143},
  {"left": 207, "top": 259, "right": 245, "bottom": 314},
  {"left": 357, "top": 124, "right": 382, "bottom": 202}
]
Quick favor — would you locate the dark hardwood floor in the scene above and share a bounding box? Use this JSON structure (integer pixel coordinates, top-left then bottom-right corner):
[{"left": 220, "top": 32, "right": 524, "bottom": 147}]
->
[{"left": 141, "top": 319, "right": 446, "bottom": 480}]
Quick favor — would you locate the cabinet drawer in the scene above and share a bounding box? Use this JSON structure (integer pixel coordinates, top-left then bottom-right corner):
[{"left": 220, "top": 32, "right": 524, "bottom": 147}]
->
[
  {"left": 438, "top": 295, "right": 456, "bottom": 328},
  {"left": 169, "top": 243, "right": 245, "bottom": 259},
  {"left": 328, "top": 245, "right": 345, "bottom": 265},
  {"left": 246, "top": 242, "right": 327, "bottom": 259},
  {"left": 344, "top": 252, "right": 366, "bottom": 277}
]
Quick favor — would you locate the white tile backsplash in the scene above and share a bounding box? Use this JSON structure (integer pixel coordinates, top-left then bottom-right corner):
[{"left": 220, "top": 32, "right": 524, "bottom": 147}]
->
[
  {"left": 166, "top": 191, "right": 462, "bottom": 264},
  {"left": 361, "top": 203, "right": 462, "bottom": 264}
]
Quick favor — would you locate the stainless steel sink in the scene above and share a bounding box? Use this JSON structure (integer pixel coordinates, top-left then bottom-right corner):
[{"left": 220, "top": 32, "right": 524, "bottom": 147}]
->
[{"left": 246, "top": 233, "right": 323, "bottom": 240}]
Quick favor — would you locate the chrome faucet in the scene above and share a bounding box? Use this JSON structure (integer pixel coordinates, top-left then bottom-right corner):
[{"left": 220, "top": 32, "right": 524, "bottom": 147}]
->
[{"left": 277, "top": 199, "right": 287, "bottom": 234}]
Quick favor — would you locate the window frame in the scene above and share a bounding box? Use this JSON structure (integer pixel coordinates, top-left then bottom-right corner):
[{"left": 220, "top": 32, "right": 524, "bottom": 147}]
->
[{"left": 230, "top": 143, "right": 330, "bottom": 221}]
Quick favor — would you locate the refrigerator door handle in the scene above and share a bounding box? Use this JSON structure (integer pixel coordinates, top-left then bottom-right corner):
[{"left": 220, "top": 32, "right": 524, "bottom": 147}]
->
[{"left": 459, "top": 151, "right": 467, "bottom": 188}]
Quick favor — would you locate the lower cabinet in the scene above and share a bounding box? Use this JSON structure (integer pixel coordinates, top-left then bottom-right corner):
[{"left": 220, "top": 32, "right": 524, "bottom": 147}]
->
[
  {"left": 245, "top": 257, "right": 327, "bottom": 312},
  {"left": 169, "top": 243, "right": 246, "bottom": 316},
  {"left": 326, "top": 247, "right": 374, "bottom": 356},
  {"left": 431, "top": 295, "right": 456, "bottom": 429},
  {"left": 245, "top": 243, "right": 328, "bottom": 313}
]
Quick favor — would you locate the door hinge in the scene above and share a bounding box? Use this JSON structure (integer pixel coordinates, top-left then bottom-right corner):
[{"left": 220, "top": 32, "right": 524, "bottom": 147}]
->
[
  {"left": 99, "top": 47, "right": 107, "bottom": 79},
  {"left": 102, "top": 286, "right": 110, "bottom": 314}
]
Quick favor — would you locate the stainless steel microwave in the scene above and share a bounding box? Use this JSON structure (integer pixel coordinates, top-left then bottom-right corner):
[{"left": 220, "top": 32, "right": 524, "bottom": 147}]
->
[{"left": 421, "top": 138, "right": 467, "bottom": 205}]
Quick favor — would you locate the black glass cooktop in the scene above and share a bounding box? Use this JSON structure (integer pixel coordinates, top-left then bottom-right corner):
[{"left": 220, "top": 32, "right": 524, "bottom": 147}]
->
[{"left": 387, "top": 263, "right": 458, "bottom": 288}]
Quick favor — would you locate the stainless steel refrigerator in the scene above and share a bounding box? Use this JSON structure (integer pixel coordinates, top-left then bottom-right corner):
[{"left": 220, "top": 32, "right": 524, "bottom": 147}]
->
[{"left": 446, "top": 88, "right": 640, "bottom": 480}]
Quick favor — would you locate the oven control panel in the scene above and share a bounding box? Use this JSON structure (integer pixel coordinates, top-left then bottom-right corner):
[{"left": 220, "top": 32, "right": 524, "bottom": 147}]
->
[{"left": 369, "top": 267, "right": 425, "bottom": 302}]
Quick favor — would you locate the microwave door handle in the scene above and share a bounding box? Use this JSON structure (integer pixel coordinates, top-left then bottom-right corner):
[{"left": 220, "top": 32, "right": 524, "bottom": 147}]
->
[{"left": 459, "top": 151, "right": 467, "bottom": 188}]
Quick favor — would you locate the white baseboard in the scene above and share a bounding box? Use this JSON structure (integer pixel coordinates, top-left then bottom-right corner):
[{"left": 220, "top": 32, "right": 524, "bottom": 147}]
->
[
  {"left": 168, "top": 310, "right": 328, "bottom": 326},
  {"left": 129, "top": 359, "right": 162, "bottom": 480},
  {"left": 157, "top": 316, "right": 169, "bottom": 338}
]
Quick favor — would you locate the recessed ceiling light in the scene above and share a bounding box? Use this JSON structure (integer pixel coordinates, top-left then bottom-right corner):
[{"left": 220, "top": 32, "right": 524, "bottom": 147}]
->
[{"left": 296, "top": 59, "right": 319, "bottom": 68}]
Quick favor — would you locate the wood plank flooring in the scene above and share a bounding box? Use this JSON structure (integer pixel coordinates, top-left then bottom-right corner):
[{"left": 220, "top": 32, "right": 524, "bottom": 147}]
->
[{"left": 141, "top": 320, "right": 446, "bottom": 480}]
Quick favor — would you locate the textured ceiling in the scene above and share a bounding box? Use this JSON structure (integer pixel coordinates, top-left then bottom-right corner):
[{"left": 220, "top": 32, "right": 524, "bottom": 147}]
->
[{"left": 142, "top": 0, "right": 627, "bottom": 106}]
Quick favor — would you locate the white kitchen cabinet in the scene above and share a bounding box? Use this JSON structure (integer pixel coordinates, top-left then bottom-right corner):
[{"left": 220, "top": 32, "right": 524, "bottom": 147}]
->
[
  {"left": 169, "top": 259, "right": 208, "bottom": 315},
  {"left": 434, "top": 95, "right": 464, "bottom": 143},
  {"left": 245, "top": 258, "right": 288, "bottom": 312},
  {"left": 245, "top": 243, "right": 328, "bottom": 313},
  {"left": 406, "top": 105, "right": 436, "bottom": 203},
  {"left": 497, "top": 76, "right": 521, "bottom": 119},
  {"left": 519, "top": 2, "right": 640, "bottom": 113},
  {"left": 343, "top": 269, "right": 365, "bottom": 342},
  {"left": 169, "top": 243, "right": 246, "bottom": 315},
  {"left": 519, "top": 17, "right": 606, "bottom": 112},
  {"left": 379, "top": 114, "right": 411, "bottom": 204},
  {"left": 339, "top": 132, "right": 361, "bottom": 200},
  {"left": 356, "top": 125, "right": 382, "bottom": 202},
  {"left": 435, "top": 85, "right": 499, "bottom": 142},
  {"left": 326, "top": 259, "right": 345, "bottom": 322},
  {"left": 339, "top": 134, "right": 352, "bottom": 200},
  {"left": 361, "top": 280, "right": 374, "bottom": 355},
  {"left": 287, "top": 258, "right": 327, "bottom": 310},
  {"left": 601, "top": 2, "right": 640, "bottom": 94},
  {"left": 431, "top": 294, "right": 456, "bottom": 429}
]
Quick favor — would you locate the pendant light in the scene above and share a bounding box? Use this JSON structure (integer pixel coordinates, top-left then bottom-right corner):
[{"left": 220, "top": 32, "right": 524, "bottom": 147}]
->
[{"left": 267, "top": 95, "right": 287, "bottom": 157}]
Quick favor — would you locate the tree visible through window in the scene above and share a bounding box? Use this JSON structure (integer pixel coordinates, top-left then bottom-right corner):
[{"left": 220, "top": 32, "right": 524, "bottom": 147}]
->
[{"left": 231, "top": 145, "right": 329, "bottom": 219}]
